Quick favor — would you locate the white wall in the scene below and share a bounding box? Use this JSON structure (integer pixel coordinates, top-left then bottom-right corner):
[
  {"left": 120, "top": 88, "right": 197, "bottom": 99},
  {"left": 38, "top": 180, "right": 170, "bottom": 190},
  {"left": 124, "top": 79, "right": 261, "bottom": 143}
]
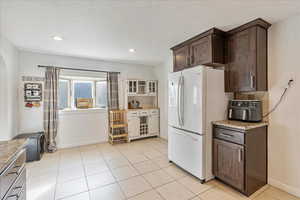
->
[
  {"left": 57, "top": 109, "right": 108, "bottom": 148},
  {"left": 268, "top": 15, "right": 300, "bottom": 197},
  {"left": 0, "top": 34, "right": 20, "bottom": 141},
  {"left": 18, "top": 51, "right": 156, "bottom": 148},
  {"left": 154, "top": 52, "right": 173, "bottom": 139}
]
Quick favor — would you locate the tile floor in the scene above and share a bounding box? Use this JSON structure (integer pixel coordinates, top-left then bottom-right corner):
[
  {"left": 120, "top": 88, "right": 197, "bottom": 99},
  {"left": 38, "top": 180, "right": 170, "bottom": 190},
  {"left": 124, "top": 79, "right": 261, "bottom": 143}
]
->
[{"left": 27, "top": 138, "right": 299, "bottom": 200}]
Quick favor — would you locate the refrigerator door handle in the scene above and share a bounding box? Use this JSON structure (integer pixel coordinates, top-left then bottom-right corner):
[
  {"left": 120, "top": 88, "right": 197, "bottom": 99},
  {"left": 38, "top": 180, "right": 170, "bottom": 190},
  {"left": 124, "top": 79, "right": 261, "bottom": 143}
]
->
[
  {"left": 179, "top": 75, "right": 183, "bottom": 126},
  {"left": 177, "top": 76, "right": 181, "bottom": 126},
  {"left": 180, "top": 75, "right": 184, "bottom": 126}
]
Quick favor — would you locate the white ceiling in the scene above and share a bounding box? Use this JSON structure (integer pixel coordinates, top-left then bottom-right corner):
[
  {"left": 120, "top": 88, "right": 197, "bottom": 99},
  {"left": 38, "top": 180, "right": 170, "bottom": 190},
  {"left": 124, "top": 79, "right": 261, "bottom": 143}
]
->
[{"left": 1, "top": 0, "right": 300, "bottom": 66}]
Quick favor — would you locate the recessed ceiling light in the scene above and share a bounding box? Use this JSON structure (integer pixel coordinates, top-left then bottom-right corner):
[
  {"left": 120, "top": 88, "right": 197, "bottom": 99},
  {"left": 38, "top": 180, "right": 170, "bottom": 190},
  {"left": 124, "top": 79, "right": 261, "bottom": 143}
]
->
[
  {"left": 53, "top": 36, "right": 63, "bottom": 41},
  {"left": 129, "top": 48, "right": 136, "bottom": 53}
]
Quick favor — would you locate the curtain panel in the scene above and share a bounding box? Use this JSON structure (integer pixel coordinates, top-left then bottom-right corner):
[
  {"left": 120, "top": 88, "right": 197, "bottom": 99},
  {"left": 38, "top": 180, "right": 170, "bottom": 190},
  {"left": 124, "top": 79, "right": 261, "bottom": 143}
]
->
[
  {"left": 44, "top": 67, "right": 60, "bottom": 152},
  {"left": 107, "top": 72, "right": 119, "bottom": 110}
]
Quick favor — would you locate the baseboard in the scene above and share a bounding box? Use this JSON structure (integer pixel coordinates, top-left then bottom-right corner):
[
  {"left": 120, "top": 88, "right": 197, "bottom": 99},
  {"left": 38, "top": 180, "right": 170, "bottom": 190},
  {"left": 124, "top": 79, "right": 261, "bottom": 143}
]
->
[
  {"left": 268, "top": 178, "right": 300, "bottom": 198},
  {"left": 57, "top": 138, "right": 108, "bottom": 149}
]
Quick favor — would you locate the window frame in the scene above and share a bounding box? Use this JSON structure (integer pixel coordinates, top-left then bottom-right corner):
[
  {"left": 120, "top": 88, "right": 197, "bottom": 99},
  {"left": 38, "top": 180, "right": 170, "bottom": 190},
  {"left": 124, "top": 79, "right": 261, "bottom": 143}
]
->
[
  {"left": 58, "top": 76, "right": 107, "bottom": 110},
  {"left": 95, "top": 80, "right": 108, "bottom": 109},
  {"left": 59, "top": 78, "right": 71, "bottom": 110}
]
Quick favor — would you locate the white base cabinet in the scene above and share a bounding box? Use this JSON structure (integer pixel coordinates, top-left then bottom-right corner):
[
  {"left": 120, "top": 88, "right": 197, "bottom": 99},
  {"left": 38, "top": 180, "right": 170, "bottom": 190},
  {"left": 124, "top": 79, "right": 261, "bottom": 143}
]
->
[
  {"left": 148, "top": 115, "right": 159, "bottom": 135},
  {"left": 127, "top": 109, "right": 159, "bottom": 141},
  {"left": 128, "top": 117, "right": 140, "bottom": 138}
]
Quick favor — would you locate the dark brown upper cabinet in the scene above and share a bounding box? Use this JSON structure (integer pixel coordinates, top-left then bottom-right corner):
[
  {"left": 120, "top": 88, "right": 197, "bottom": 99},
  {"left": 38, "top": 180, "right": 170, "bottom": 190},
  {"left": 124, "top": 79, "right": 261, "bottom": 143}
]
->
[
  {"left": 172, "top": 45, "right": 190, "bottom": 72},
  {"left": 171, "top": 28, "right": 226, "bottom": 72},
  {"left": 225, "top": 18, "right": 271, "bottom": 92}
]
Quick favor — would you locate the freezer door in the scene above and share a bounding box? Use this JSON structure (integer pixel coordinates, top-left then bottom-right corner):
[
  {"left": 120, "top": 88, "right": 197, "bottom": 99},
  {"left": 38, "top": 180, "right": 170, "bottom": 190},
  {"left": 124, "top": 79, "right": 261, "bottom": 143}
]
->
[
  {"left": 168, "top": 71, "right": 182, "bottom": 128},
  {"left": 181, "top": 67, "right": 204, "bottom": 134},
  {"left": 168, "top": 126, "right": 205, "bottom": 179}
]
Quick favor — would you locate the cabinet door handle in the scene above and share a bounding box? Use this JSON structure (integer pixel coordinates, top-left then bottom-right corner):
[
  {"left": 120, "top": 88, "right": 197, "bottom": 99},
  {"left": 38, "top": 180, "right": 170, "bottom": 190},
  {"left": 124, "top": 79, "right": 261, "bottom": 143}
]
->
[
  {"left": 220, "top": 133, "right": 234, "bottom": 138},
  {"left": 250, "top": 72, "right": 254, "bottom": 89},
  {"left": 238, "top": 148, "right": 243, "bottom": 162},
  {"left": 186, "top": 56, "right": 189, "bottom": 65},
  {"left": 228, "top": 109, "right": 233, "bottom": 119}
]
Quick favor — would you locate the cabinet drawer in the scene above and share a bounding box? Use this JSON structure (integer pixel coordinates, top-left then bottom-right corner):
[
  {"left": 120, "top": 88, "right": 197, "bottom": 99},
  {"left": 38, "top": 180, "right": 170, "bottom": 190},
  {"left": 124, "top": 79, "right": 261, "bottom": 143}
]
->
[
  {"left": 0, "top": 149, "right": 26, "bottom": 200},
  {"left": 139, "top": 110, "right": 149, "bottom": 116},
  {"left": 149, "top": 109, "right": 159, "bottom": 115},
  {"left": 127, "top": 111, "right": 139, "bottom": 118},
  {"left": 5, "top": 168, "right": 26, "bottom": 200},
  {"left": 214, "top": 128, "right": 244, "bottom": 145}
]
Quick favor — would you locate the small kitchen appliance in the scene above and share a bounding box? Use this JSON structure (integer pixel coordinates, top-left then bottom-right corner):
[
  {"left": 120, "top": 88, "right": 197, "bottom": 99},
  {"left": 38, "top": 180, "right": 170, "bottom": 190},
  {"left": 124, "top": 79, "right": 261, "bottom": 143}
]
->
[{"left": 228, "top": 100, "right": 262, "bottom": 122}]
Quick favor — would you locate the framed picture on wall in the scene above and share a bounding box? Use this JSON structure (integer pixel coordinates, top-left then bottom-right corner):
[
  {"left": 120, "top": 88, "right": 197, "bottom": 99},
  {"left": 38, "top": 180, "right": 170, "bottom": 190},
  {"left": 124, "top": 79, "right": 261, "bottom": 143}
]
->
[{"left": 24, "top": 83, "right": 42, "bottom": 102}]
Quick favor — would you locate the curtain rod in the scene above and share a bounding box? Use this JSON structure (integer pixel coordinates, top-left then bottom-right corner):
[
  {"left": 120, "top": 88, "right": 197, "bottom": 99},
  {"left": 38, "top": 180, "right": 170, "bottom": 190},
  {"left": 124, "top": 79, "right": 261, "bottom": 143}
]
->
[{"left": 37, "top": 65, "right": 120, "bottom": 74}]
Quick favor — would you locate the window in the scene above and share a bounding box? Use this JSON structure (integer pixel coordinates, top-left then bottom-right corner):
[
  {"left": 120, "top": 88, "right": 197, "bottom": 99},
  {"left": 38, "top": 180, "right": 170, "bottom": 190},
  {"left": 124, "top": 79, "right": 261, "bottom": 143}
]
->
[
  {"left": 58, "top": 77, "right": 107, "bottom": 110},
  {"left": 96, "top": 81, "right": 107, "bottom": 108},
  {"left": 59, "top": 80, "right": 69, "bottom": 110},
  {"left": 73, "top": 81, "right": 93, "bottom": 105}
]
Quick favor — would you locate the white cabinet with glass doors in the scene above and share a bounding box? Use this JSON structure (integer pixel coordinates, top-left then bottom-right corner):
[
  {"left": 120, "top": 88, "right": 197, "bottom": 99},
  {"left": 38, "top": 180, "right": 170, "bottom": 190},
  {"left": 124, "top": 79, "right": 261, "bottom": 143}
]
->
[
  {"left": 127, "top": 80, "right": 157, "bottom": 96},
  {"left": 147, "top": 81, "right": 157, "bottom": 96}
]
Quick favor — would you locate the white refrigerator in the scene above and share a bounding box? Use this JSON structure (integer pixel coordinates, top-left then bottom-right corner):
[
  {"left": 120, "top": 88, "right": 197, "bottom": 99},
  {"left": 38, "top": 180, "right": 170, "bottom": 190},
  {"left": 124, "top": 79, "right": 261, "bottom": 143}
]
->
[{"left": 168, "top": 66, "right": 228, "bottom": 183}]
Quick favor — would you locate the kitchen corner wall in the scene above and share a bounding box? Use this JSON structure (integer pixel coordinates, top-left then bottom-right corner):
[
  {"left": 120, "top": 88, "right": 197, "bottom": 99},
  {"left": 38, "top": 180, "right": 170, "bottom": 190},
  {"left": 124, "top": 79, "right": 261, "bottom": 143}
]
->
[
  {"left": 0, "top": 34, "right": 20, "bottom": 141},
  {"left": 154, "top": 52, "right": 173, "bottom": 140},
  {"left": 268, "top": 15, "right": 300, "bottom": 197},
  {"left": 18, "top": 51, "right": 156, "bottom": 148}
]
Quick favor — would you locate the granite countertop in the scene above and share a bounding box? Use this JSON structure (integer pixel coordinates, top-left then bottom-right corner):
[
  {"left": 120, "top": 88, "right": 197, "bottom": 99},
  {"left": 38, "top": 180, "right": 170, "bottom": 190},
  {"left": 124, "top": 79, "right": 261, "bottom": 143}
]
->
[
  {"left": 212, "top": 120, "right": 268, "bottom": 130},
  {"left": 0, "top": 138, "right": 27, "bottom": 174}
]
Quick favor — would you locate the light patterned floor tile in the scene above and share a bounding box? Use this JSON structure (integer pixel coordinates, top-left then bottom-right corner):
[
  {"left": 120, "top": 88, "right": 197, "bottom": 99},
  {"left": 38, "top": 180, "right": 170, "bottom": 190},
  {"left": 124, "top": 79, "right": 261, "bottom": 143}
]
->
[
  {"left": 86, "top": 171, "right": 116, "bottom": 190},
  {"left": 55, "top": 178, "right": 88, "bottom": 200},
  {"left": 60, "top": 192, "right": 90, "bottom": 200},
  {"left": 128, "top": 190, "right": 164, "bottom": 200},
  {"left": 119, "top": 176, "right": 152, "bottom": 198},
  {"left": 163, "top": 165, "right": 188, "bottom": 179},
  {"left": 198, "top": 187, "right": 238, "bottom": 200},
  {"left": 89, "top": 183, "right": 126, "bottom": 200},
  {"left": 156, "top": 181, "right": 195, "bottom": 200},
  {"left": 143, "top": 149, "right": 162, "bottom": 159},
  {"left": 106, "top": 156, "right": 131, "bottom": 169},
  {"left": 142, "top": 169, "right": 174, "bottom": 187},
  {"left": 84, "top": 162, "right": 110, "bottom": 176},
  {"left": 111, "top": 165, "right": 139, "bottom": 181},
  {"left": 126, "top": 153, "right": 149, "bottom": 164},
  {"left": 190, "top": 197, "right": 202, "bottom": 200},
  {"left": 178, "top": 176, "right": 213, "bottom": 194},
  {"left": 58, "top": 166, "right": 85, "bottom": 183},
  {"left": 26, "top": 138, "right": 299, "bottom": 200},
  {"left": 152, "top": 155, "right": 172, "bottom": 168},
  {"left": 27, "top": 180, "right": 56, "bottom": 200},
  {"left": 133, "top": 160, "right": 160, "bottom": 174}
]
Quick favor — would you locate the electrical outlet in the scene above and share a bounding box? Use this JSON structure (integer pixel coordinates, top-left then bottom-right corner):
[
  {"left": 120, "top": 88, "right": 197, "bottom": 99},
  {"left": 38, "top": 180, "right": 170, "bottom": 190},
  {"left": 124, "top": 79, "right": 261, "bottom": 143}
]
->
[{"left": 288, "top": 79, "right": 294, "bottom": 87}]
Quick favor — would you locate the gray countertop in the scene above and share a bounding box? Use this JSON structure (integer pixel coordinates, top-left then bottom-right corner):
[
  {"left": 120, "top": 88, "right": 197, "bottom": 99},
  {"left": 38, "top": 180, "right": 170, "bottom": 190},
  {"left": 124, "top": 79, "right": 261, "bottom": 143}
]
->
[
  {"left": 212, "top": 120, "right": 268, "bottom": 130},
  {"left": 0, "top": 138, "right": 27, "bottom": 174}
]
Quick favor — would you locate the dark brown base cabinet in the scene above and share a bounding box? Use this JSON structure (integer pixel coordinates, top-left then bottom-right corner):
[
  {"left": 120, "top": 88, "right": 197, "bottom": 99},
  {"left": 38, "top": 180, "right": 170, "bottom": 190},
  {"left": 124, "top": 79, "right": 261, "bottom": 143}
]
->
[{"left": 213, "top": 125, "right": 267, "bottom": 196}]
